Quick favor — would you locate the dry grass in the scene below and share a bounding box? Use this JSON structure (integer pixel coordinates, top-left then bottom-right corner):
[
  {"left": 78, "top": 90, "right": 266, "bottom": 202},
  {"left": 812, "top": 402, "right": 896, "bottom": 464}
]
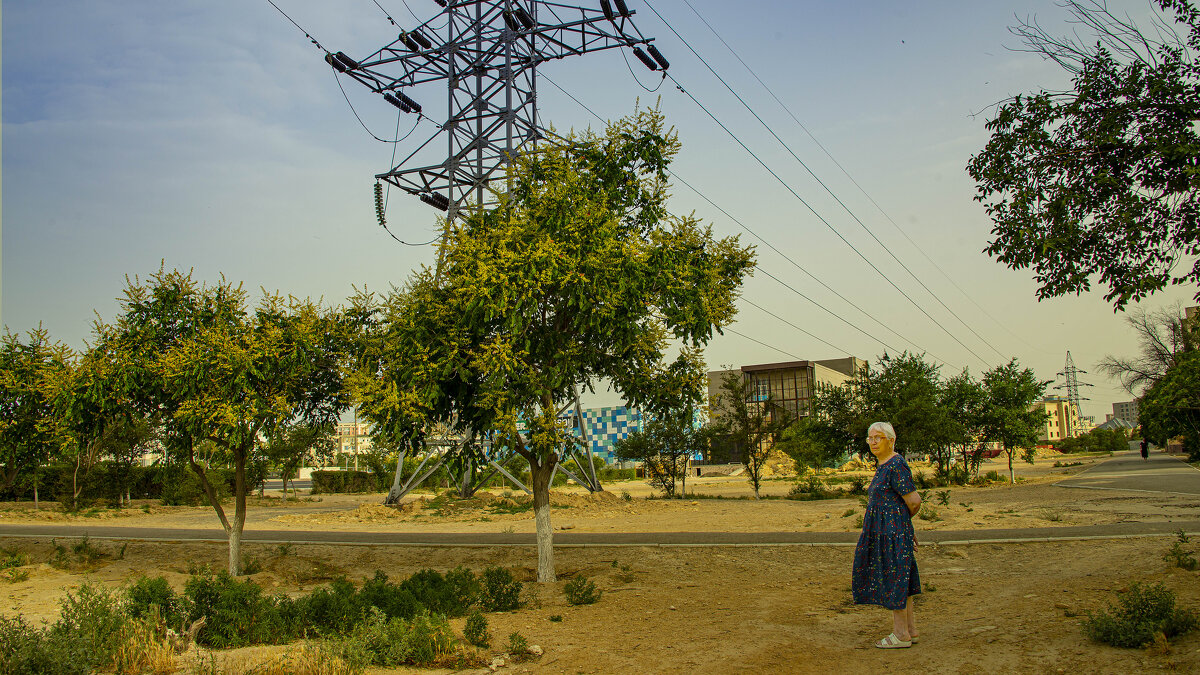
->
[{"left": 110, "top": 621, "right": 178, "bottom": 675}]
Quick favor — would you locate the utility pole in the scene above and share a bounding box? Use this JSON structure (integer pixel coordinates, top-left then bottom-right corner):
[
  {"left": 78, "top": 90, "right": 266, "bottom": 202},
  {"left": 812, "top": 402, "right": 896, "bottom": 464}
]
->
[{"left": 1055, "top": 351, "right": 1093, "bottom": 438}]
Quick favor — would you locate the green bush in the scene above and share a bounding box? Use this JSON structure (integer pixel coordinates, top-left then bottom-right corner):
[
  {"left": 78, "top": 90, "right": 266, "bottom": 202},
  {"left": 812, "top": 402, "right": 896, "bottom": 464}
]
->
[
  {"left": 463, "top": 610, "right": 490, "bottom": 648},
  {"left": 125, "top": 575, "right": 184, "bottom": 628},
  {"left": 357, "top": 570, "right": 422, "bottom": 620},
  {"left": 0, "top": 614, "right": 86, "bottom": 675},
  {"left": 399, "top": 568, "right": 478, "bottom": 618},
  {"left": 786, "top": 475, "right": 835, "bottom": 501},
  {"left": 49, "top": 582, "right": 129, "bottom": 670},
  {"left": 336, "top": 609, "right": 458, "bottom": 667},
  {"left": 563, "top": 575, "right": 601, "bottom": 606},
  {"left": 183, "top": 569, "right": 292, "bottom": 647},
  {"left": 479, "top": 566, "right": 522, "bottom": 612},
  {"left": 159, "top": 466, "right": 234, "bottom": 506},
  {"left": 310, "top": 470, "right": 380, "bottom": 495},
  {"left": 292, "top": 577, "right": 366, "bottom": 636},
  {"left": 1082, "top": 582, "right": 1199, "bottom": 648}
]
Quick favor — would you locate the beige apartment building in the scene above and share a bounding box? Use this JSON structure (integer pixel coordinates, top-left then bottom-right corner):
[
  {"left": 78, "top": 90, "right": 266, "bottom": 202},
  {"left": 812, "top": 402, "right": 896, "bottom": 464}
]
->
[
  {"left": 1112, "top": 400, "right": 1139, "bottom": 428},
  {"left": 1035, "top": 396, "right": 1080, "bottom": 442}
]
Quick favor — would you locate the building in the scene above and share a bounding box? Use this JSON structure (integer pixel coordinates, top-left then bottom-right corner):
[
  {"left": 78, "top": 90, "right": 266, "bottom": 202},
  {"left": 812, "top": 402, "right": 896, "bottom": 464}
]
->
[
  {"left": 334, "top": 421, "right": 373, "bottom": 469},
  {"left": 1035, "top": 396, "right": 1080, "bottom": 442},
  {"left": 577, "top": 406, "right": 644, "bottom": 464},
  {"left": 707, "top": 357, "right": 866, "bottom": 424},
  {"left": 1112, "top": 400, "right": 1139, "bottom": 428}
]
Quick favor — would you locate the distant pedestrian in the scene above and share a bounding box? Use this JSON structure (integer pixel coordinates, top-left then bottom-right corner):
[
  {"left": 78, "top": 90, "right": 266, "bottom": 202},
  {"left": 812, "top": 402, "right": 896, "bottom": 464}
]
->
[
  {"left": 852, "top": 422, "right": 923, "bottom": 649},
  {"left": 1141, "top": 439, "right": 1149, "bottom": 461}
]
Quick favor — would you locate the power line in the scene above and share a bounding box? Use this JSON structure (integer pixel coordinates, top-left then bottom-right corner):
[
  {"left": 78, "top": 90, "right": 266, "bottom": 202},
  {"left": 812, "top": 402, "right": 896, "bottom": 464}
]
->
[
  {"left": 677, "top": 0, "right": 1048, "bottom": 356},
  {"left": 642, "top": 0, "right": 1001, "bottom": 367},
  {"left": 724, "top": 327, "right": 802, "bottom": 361},
  {"left": 539, "top": 73, "right": 941, "bottom": 366},
  {"left": 658, "top": 68, "right": 990, "bottom": 368}
]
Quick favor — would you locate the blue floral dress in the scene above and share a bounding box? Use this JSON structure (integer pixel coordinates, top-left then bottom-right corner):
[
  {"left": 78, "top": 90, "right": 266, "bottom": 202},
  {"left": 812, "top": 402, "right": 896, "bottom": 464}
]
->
[{"left": 852, "top": 454, "right": 921, "bottom": 610}]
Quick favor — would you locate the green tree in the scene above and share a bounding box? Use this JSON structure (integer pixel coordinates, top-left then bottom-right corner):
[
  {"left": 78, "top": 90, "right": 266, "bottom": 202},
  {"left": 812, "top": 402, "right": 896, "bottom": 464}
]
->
[
  {"left": 967, "top": 0, "right": 1200, "bottom": 309},
  {"left": 0, "top": 328, "right": 71, "bottom": 494},
  {"left": 707, "top": 371, "right": 790, "bottom": 498},
  {"left": 1139, "top": 350, "right": 1200, "bottom": 460},
  {"left": 264, "top": 421, "right": 335, "bottom": 501},
  {"left": 614, "top": 410, "right": 701, "bottom": 498},
  {"left": 104, "top": 269, "right": 350, "bottom": 573},
  {"left": 938, "top": 369, "right": 988, "bottom": 481},
  {"left": 355, "top": 109, "right": 755, "bottom": 581},
  {"left": 980, "top": 359, "right": 1050, "bottom": 483},
  {"left": 857, "top": 352, "right": 951, "bottom": 463}
]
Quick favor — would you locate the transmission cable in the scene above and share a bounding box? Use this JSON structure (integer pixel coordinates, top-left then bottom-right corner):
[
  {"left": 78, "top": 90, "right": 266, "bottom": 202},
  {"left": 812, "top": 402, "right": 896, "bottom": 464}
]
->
[
  {"left": 724, "top": 327, "right": 803, "bottom": 361},
  {"left": 540, "top": 73, "right": 946, "bottom": 366},
  {"left": 643, "top": 0, "right": 998, "bottom": 367},
  {"left": 379, "top": 109, "right": 440, "bottom": 246},
  {"left": 676, "top": 0, "right": 1039, "bottom": 357}
]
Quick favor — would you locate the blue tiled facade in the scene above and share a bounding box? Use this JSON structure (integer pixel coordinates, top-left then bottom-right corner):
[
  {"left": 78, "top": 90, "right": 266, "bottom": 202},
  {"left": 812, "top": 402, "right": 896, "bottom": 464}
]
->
[{"left": 579, "top": 406, "right": 644, "bottom": 463}]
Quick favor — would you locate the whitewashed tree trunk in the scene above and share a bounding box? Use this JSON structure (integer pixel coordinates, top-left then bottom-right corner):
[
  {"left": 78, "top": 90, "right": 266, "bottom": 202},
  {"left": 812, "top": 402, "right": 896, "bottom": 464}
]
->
[{"left": 530, "top": 458, "right": 556, "bottom": 582}]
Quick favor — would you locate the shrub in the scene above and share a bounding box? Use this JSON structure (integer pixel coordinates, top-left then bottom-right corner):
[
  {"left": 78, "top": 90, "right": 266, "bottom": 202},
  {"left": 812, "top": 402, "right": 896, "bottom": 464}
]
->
[
  {"left": 563, "top": 576, "right": 601, "bottom": 606},
  {"left": 505, "top": 631, "right": 529, "bottom": 656},
  {"left": 846, "top": 475, "right": 867, "bottom": 495},
  {"left": 357, "top": 571, "right": 421, "bottom": 620},
  {"left": 50, "top": 582, "right": 129, "bottom": 670},
  {"left": 479, "top": 566, "right": 522, "bottom": 612},
  {"left": 183, "top": 569, "right": 292, "bottom": 647},
  {"left": 1164, "top": 531, "right": 1199, "bottom": 571},
  {"left": 0, "top": 614, "right": 86, "bottom": 675},
  {"left": 399, "top": 568, "right": 478, "bottom": 618},
  {"left": 786, "top": 475, "right": 834, "bottom": 501},
  {"left": 125, "top": 575, "right": 184, "bottom": 628},
  {"left": 310, "top": 470, "right": 379, "bottom": 495},
  {"left": 1082, "top": 582, "right": 1199, "bottom": 648},
  {"left": 463, "top": 610, "right": 490, "bottom": 648},
  {"left": 336, "top": 609, "right": 458, "bottom": 668},
  {"left": 917, "top": 505, "right": 940, "bottom": 522}
]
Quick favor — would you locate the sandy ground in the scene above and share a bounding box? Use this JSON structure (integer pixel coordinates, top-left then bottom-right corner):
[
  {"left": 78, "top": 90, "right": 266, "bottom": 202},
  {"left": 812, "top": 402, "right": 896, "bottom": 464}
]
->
[{"left": 0, "top": 451, "right": 1198, "bottom": 674}]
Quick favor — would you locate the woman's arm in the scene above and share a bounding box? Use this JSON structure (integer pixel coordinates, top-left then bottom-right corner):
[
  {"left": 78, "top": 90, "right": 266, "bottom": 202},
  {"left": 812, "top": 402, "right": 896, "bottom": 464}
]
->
[{"left": 901, "top": 490, "right": 921, "bottom": 517}]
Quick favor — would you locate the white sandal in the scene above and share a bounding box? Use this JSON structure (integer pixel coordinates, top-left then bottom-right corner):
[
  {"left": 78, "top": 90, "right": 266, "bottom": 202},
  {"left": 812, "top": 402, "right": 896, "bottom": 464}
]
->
[{"left": 874, "top": 633, "right": 912, "bottom": 649}]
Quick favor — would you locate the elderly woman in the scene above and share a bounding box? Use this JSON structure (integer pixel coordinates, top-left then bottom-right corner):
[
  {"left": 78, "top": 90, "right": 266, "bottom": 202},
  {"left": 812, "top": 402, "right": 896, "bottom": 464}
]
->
[{"left": 852, "top": 422, "right": 922, "bottom": 649}]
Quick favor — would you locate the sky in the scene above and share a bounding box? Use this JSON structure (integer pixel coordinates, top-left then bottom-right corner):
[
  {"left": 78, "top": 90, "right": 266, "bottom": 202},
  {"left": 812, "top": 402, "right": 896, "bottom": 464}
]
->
[{"left": 4, "top": 0, "right": 1197, "bottom": 421}]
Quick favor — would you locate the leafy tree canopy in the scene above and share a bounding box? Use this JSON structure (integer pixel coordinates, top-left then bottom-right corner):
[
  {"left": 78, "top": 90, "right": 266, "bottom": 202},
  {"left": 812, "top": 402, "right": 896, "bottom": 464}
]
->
[
  {"left": 0, "top": 328, "right": 71, "bottom": 491},
  {"left": 968, "top": 0, "right": 1200, "bottom": 309},
  {"left": 1139, "top": 349, "right": 1200, "bottom": 459}
]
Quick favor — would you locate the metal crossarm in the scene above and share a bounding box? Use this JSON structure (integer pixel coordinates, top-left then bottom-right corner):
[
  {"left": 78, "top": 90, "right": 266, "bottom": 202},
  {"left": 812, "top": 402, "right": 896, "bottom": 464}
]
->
[{"left": 321, "top": 1, "right": 666, "bottom": 222}]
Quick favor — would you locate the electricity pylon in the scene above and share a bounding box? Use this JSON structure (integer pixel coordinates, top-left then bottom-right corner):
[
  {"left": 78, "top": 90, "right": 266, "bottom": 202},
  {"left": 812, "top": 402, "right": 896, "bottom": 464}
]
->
[
  {"left": 326, "top": 0, "right": 667, "bottom": 223},
  {"left": 1055, "top": 351, "right": 1093, "bottom": 438},
  {"left": 316, "top": 1, "right": 663, "bottom": 497}
]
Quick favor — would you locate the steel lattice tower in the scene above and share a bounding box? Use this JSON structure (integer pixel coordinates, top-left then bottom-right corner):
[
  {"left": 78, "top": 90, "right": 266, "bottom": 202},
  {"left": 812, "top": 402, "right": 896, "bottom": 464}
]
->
[
  {"left": 1055, "top": 351, "right": 1093, "bottom": 438},
  {"left": 326, "top": 0, "right": 666, "bottom": 223},
  {"left": 313, "top": 1, "right": 667, "bottom": 498}
]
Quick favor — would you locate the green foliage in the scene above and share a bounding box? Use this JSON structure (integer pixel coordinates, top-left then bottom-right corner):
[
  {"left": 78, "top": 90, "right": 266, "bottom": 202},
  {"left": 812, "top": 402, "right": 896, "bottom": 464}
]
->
[
  {"left": 707, "top": 371, "right": 790, "bottom": 498},
  {"left": 563, "top": 575, "right": 601, "bottom": 606},
  {"left": 505, "top": 631, "right": 529, "bottom": 656},
  {"left": 310, "top": 469, "right": 383, "bottom": 495},
  {"left": 1165, "top": 530, "right": 1199, "bottom": 571},
  {"left": 0, "top": 614, "right": 87, "bottom": 675},
  {"left": 125, "top": 575, "right": 184, "bottom": 628},
  {"left": 351, "top": 108, "right": 756, "bottom": 581},
  {"left": 479, "top": 566, "right": 522, "bottom": 612},
  {"left": 785, "top": 475, "right": 836, "bottom": 501},
  {"left": 1053, "top": 428, "right": 1129, "bottom": 454},
  {"left": 398, "top": 568, "right": 479, "bottom": 618},
  {"left": 917, "top": 504, "right": 940, "bottom": 521},
  {"left": 1082, "top": 582, "right": 1199, "bottom": 648},
  {"left": 334, "top": 608, "right": 458, "bottom": 668},
  {"left": 935, "top": 490, "right": 951, "bottom": 506},
  {"left": 463, "top": 610, "right": 490, "bottom": 648},
  {"left": 967, "top": 1, "right": 1200, "bottom": 309},
  {"left": 183, "top": 569, "right": 292, "bottom": 647},
  {"left": 1141, "top": 351, "right": 1200, "bottom": 461},
  {"left": 981, "top": 359, "right": 1050, "bottom": 482},
  {"left": 0, "top": 327, "right": 72, "bottom": 495},
  {"left": 613, "top": 411, "right": 702, "bottom": 498}
]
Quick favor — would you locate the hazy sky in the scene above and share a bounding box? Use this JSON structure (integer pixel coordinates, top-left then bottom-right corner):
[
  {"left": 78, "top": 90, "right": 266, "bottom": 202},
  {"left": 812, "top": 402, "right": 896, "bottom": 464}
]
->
[{"left": 4, "top": 0, "right": 1195, "bottom": 420}]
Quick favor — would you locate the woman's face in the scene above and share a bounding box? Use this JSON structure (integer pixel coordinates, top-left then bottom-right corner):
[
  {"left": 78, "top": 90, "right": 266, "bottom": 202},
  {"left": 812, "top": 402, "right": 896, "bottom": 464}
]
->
[{"left": 866, "top": 429, "right": 893, "bottom": 459}]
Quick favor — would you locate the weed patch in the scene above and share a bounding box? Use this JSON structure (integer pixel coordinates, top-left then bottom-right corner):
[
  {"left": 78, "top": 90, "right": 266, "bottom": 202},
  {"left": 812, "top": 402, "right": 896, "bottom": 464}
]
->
[
  {"left": 563, "top": 575, "right": 601, "bottom": 606},
  {"left": 1082, "top": 582, "right": 1199, "bottom": 648}
]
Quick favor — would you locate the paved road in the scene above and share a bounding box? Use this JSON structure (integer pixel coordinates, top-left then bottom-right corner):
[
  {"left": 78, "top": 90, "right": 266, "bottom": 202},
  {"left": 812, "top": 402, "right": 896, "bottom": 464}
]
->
[
  {"left": 1, "top": 520, "right": 1197, "bottom": 547},
  {"left": 1056, "top": 449, "right": 1200, "bottom": 495}
]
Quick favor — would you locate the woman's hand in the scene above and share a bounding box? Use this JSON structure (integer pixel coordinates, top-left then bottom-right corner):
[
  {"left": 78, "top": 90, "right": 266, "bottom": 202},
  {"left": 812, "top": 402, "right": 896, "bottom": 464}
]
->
[{"left": 901, "top": 490, "right": 921, "bottom": 518}]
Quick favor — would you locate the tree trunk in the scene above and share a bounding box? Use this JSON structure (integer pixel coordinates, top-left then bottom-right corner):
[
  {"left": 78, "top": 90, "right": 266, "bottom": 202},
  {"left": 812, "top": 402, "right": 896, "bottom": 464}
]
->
[
  {"left": 530, "top": 456, "right": 556, "bottom": 583},
  {"left": 230, "top": 443, "right": 249, "bottom": 575},
  {"left": 1007, "top": 448, "right": 1015, "bottom": 484}
]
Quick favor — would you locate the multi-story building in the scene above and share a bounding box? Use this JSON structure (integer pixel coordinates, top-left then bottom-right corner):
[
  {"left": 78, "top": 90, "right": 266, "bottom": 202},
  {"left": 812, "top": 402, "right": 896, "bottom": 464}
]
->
[
  {"left": 334, "top": 421, "right": 373, "bottom": 468},
  {"left": 577, "top": 406, "right": 645, "bottom": 464},
  {"left": 1112, "top": 400, "right": 1139, "bottom": 428},
  {"left": 707, "top": 357, "right": 866, "bottom": 423},
  {"left": 1034, "top": 396, "right": 1080, "bottom": 442}
]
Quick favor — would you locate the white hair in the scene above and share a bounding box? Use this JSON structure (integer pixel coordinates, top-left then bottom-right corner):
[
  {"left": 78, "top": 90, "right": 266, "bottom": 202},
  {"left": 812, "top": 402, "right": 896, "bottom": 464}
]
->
[{"left": 868, "top": 421, "right": 896, "bottom": 441}]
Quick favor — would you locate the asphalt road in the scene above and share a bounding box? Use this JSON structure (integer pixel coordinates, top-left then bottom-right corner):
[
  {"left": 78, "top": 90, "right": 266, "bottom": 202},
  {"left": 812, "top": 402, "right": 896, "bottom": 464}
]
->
[
  {"left": 0, "top": 520, "right": 1197, "bottom": 547},
  {"left": 1056, "top": 449, "right": 1200, "bottom": 495}
]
